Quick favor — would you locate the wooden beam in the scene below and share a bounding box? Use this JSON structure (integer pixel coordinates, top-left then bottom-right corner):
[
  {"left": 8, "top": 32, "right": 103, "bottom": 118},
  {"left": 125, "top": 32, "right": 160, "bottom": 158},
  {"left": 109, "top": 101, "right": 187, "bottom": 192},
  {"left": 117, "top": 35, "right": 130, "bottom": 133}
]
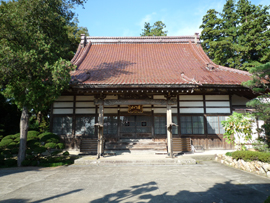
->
[
  {"left": 95, "top": 99, "right": 177, "bottom": 106},
  {"left": 97, "top": 103, "right": 104, "bottom": 158},
  {"left": 167, "top": 105, "right": 173, "bottom": 158}
]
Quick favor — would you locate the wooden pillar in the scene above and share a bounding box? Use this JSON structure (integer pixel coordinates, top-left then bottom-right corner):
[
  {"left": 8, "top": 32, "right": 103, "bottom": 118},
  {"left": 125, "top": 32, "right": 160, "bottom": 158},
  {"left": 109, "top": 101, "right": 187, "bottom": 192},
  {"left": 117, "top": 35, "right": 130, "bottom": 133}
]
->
[
  {"left": 72, "top": 95, "right": 76, "bottom": 150},
  {"left": 97, "top": 102, "right": 104, "bottom": 158},
  {"left": 117, "top": 106, "right": 120, "bottom": 140},
  {"left": 167, "top": 104, "right": 173, "bottom": 158}
]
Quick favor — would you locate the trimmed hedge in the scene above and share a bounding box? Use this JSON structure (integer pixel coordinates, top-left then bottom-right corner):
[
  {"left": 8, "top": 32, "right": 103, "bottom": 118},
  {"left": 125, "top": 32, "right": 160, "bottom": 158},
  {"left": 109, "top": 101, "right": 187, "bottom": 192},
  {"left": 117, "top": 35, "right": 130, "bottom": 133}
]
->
[
  {"left": 232, "top": 151, "right": 270, "bottom": 163},
  {"left": 225, "top": 152, "right": 232, "bottom": 157},
  {"left": 0, "top": 139, "right": 13, "bottom": 148}
]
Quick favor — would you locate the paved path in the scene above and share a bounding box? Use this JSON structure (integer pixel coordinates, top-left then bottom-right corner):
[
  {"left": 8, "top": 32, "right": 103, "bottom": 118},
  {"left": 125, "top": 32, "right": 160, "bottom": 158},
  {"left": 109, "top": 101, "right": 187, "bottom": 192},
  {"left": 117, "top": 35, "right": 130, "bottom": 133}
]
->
[{"left": 0, "top": 161, "right": 270, "bottom": 203}]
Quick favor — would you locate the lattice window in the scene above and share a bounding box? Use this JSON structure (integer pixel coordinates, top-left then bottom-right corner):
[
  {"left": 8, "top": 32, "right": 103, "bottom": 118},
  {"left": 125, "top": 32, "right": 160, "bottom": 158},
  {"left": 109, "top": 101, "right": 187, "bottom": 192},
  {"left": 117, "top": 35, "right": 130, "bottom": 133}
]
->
[
  {"left": 104, "top": 116, "right": 118, "bottom": 135},
  {"left": 180, "top": 116, "right": 204, "bottom": 135},
  {"left": 207, "top": 116, "right": 226, "bottom": 134},
  {"left": 53, "top": 116, "right": 72, "bottom": 135},
  {"left": 154, "top": 116, "right": 166, "bottom": 135},
  {"left": 75, "top": 116, "right": 95, "bottom": 136}
]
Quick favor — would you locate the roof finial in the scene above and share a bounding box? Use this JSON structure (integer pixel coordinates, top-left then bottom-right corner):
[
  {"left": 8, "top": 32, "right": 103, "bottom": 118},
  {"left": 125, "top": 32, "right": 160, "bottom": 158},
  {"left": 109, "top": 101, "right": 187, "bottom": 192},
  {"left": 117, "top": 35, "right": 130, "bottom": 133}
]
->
[
  {"left": 194, "top": 33, "right": 199, "bottom": 44},
  {"left": 80, "top": 34, "right": 86, "bottom": 47}
]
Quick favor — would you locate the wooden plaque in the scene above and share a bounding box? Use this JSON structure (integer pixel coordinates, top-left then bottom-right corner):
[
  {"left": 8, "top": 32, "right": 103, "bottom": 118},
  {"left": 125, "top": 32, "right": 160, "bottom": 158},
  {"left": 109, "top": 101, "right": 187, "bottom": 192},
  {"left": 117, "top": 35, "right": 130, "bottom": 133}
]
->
[{"left": 128, "top": 105, "right": 143, "bottom": 113}]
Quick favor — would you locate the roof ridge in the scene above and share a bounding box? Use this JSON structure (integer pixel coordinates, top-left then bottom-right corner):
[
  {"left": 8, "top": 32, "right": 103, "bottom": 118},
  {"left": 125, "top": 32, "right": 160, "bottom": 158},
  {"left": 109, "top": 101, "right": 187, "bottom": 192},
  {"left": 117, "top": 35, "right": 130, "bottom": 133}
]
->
[
  {"left": 86, "top": 35, "right": 199, "bottom": 39},
  {"left": 71, "top": 44, "right": 82, "bottom": 64},
  {"left": 218, "top": 65, "right": 252, "bottom": 76},
  {"left": 73, "top": 42, "right": 92, "bottom": 68},
  {"left": 86, "top": 34, "right": 201, "bottom": 44},
  {"left": 188, "top": 41, "right": 208, "bottom": 65},
  {"left": 192, "top": 44, "right": 251, "bottom": 76}
]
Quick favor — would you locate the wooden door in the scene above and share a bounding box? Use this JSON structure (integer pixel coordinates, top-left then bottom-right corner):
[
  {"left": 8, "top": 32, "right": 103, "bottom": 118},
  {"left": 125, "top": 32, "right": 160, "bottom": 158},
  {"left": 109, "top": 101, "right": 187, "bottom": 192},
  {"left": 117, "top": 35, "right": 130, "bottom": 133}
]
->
[{"left": 120, "top": 115, "right": 152, "bottom": 139}]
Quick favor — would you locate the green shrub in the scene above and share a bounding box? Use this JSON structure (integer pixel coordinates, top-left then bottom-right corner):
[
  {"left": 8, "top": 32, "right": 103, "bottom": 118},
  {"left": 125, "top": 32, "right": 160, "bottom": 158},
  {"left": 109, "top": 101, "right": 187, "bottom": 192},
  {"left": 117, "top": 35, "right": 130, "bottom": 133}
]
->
[
  {"left": 39, "top": 132, "right": 58, "bottom": 142},
  {"left": 39, "top": 159, "right": 74, "bottom": 167},
  {"left": 31, "top": 160, "right": 38, "bottom": 166},
  {"left": 45, "top": 142, "right": 57, "bottom": 149},
  {"left": 232, "top": 151, "right": 270, "bottom": 163},
  {"left": 11, "top": 148, "right": 19, "bottom": 154},
  {"left": 7, "top": 142, "right": 19, "bottom": 150},
  {"left": 21, "top": 160, "right": 32, "bottom": 166},
  {"left": 0, "top": 135, "right": 3, "bottom": 141},
  {"left": 32, "top": 146, "right": 46, "bottom": 154},
  {"left": 0, "top": 139, "right": 13, "bottom": 148},
  {"left": 264, "top": 196, "right": 270, "bottom": 203},
  {"left": 14, "top": 137, "right": 20, "bottom": 142},
  {"left": 38, "top": 132, "right": 52, "bottom": 139},
  {"left": 4, "top": 159, "right": 17, "bottom": 167},
  {"left": 25, "top": 155, "right": 36, "bottom": 161},
  {"left": 63, "top": 151, "right": 69, "bottom": 156},
  {"left": 27, "top": 131, "right": 39, "bottom": 141},
  {"left": 51, "top": 150, "right": 62, "bottom": 156},
  {"left": 27, "top": 140, "right": 40, "bottom": 148},
  {"left": 225, "top": 152, "right": 232, "bottom": 157},
  {"left": 2, "top": 135, "right": 16, "bottom": 140},
  {"left": 58, "top": 143, "right": 65, "bottom": 150},
  {"left": 47, "top": 138, "right": 60, "bottom": 143}
]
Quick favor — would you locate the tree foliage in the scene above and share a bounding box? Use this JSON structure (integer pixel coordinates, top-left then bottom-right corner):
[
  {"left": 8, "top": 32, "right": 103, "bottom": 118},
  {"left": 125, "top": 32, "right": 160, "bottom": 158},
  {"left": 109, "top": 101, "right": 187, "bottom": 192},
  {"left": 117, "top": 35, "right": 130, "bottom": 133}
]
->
[
  {"left": 0, "top": 93, "right": 21, "bottom": 135},
  {"left": 222, "top": 112, "right": 254, "bottom": 150},
  {"left": 0, "top": 0, "right": 88, "bottom": 166},
  {"left": 140, "top": 21, "right": 168, "bottom": 36},
  {"left": 243, "top": 62, "right": 270, "bottom": 146},
  {"left": 200, "top": 0, "right": 270, "bottom": 70}
]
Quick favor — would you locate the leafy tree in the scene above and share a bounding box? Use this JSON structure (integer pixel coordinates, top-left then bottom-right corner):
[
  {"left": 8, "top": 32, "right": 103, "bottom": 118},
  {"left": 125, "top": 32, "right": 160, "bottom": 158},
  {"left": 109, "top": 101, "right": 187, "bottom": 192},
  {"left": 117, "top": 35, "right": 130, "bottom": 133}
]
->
[
  {"left": 200, "top": 9, "right": 222, "bottom": 61},
  {"left": 222, "top": 112, "right": 254, "bottom": 150},
  {"left": 0, "top": 94, "right": 21, "bottom": 135},
  {"left": 200, "top": 0, "right": 270, "bottom": 70},
  {"left": 243, "top": 62, "right": 270, "bottom": 146},
  {"left": 0, "top": 0, "right": 87, "bottom": 166},
  {"left": 140, "top": 21, "right": 168, "bottom": 36}
]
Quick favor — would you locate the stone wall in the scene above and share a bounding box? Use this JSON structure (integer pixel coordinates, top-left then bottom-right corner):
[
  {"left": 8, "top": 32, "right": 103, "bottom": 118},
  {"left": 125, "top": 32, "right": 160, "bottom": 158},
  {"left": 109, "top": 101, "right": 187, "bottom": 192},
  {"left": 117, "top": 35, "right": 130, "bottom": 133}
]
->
[{"left": 215, "top": 154, "right": 270, "bottom": 178}]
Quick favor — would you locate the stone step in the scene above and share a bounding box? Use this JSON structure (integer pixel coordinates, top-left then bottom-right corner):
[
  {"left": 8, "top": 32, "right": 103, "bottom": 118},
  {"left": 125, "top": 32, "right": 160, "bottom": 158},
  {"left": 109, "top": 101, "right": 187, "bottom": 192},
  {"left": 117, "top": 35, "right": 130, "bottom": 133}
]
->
[
  {"left": 105, "top": 142, "right": 166, "bottom": 146},
  {"left": 73, "top": 154, "right": 197, "bottom": 165},
  {"left": 117, "top": 139, "right": 164, "bottom": 143},
  {"left": 104, "top": 150, "right": 167, "bottom": 155}
]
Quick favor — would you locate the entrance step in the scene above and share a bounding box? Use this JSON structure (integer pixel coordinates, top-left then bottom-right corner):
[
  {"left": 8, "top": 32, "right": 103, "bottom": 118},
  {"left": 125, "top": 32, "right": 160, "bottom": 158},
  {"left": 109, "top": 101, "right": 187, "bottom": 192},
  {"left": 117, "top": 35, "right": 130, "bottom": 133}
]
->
[
  {"left": 104, "top": 150, "right": 166, "bottom": 155},
  {"left": 73, "top": 154, "right": 197, "bottom": 165},
  {"left": 104, "top": 139, "right": 167, "bottom": 151},
  {"left": 80, "top": 138, "right": 97, "bottom": 154}
]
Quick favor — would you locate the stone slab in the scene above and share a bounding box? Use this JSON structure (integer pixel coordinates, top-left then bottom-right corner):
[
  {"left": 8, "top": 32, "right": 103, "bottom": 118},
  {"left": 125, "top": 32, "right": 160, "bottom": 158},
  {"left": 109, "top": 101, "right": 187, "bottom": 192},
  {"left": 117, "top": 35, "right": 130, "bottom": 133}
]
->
[{"left": 1, "top": 161, "right": 270, "bottom": 203}]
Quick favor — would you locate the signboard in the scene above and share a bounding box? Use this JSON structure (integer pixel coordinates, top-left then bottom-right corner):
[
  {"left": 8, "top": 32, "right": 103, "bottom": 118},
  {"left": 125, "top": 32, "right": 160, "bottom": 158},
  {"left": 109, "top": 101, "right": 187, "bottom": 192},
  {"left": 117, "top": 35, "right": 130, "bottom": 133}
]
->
[{"left": 128, "top": 105, "right": 143, "bottom": 113}]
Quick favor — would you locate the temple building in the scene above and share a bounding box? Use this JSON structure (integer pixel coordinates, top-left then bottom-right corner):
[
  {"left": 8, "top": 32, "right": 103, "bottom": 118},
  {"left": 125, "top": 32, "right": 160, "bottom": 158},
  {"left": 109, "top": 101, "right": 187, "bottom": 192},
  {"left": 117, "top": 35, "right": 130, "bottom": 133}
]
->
[{"left": 50, "top": 34, "right": 255, "bottom": 156}]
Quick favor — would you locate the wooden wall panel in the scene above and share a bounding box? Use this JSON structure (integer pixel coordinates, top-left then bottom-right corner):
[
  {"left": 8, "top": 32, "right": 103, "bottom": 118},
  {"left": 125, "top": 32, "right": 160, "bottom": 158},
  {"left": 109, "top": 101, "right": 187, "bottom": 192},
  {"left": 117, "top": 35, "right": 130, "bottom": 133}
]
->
[{"left": 191, "top": 137, "right": 234, "bottom": 150}]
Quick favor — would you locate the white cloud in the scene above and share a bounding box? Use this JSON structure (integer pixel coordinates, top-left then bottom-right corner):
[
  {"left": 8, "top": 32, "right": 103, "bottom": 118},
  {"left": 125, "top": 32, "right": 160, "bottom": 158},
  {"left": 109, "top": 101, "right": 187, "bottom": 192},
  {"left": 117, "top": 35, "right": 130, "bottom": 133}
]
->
[
  {"left": 122, "top": 29, "right": 136, "bottom": 37},
  {"left": 137, "top": 12, "right": 157, "bottom": 29}
]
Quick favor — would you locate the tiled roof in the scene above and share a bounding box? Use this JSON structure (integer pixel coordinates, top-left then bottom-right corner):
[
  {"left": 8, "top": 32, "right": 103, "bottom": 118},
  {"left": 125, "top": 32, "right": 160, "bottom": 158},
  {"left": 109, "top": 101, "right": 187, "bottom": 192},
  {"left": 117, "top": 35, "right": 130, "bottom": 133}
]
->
[{"left": 70, "top": 35, "right": 251, "bottom": 86}]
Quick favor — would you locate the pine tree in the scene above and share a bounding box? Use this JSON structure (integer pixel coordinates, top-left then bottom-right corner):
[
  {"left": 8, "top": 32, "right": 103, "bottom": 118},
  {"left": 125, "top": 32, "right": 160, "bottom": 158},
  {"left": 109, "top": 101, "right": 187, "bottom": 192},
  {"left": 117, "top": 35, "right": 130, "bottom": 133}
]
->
[
  {"left": 140, "top": 21, "right": 167, "bottom": 36},
  {"left": 200, "top": 0, "right": 270, "bottom": 70},
  {"left": 200, "top": 9, "right": 222, "bottom": 61}
]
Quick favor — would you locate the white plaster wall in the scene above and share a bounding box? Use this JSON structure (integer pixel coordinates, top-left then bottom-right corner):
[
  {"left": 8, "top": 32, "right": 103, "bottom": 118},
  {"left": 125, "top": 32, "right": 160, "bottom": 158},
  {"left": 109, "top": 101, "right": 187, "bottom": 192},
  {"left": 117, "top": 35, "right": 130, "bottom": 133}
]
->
[
  {"left": 55, "top": 96, "right": 73, "bottom": 101},
  {"left": 179, "top": 95, "right": 203, "bottom": 100},
  {"left": 76, "top": 96, "right": 95, "bottom": 101},
  {"left": 205, "top": 95, "right": 229, "bottom": 100},
  {"left": 231, "top": 95, "right": 249, "bottom": 106}
]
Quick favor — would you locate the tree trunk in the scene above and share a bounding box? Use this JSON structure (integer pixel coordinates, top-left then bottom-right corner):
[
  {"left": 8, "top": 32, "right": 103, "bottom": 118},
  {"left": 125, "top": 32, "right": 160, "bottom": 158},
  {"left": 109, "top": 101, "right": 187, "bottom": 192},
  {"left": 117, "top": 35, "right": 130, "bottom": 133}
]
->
[{"left": 17, "top": 106, "right": 29, "bottom": 167}]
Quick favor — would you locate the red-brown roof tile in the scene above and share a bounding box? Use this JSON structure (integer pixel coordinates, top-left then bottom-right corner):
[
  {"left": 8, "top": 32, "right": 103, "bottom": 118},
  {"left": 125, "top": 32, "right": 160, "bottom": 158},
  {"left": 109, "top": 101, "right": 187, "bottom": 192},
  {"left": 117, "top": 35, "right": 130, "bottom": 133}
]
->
[{"left": 70, "top": 36, "right": 251, "bottom": 86}]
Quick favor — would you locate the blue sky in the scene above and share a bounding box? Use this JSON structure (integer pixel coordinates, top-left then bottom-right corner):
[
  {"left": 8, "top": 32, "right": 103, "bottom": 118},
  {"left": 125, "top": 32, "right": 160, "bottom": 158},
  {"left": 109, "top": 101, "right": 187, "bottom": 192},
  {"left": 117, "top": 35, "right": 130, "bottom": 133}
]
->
[{"left": 74, "top": 0, "right": 269, "bottom": 37}]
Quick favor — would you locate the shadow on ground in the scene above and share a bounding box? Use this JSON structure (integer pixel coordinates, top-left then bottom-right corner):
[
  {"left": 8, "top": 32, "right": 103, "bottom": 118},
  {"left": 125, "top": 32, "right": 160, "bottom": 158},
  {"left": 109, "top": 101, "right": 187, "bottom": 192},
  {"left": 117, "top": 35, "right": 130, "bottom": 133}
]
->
[
  {"left": 1, "top": 181, "right": 269, "bottom": 203},
  {"left": 89, "top": 181, "right": 270, "bottom": 203},
  {"left": 0, "top": 189, "right": 83, "bottom": 203}
]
